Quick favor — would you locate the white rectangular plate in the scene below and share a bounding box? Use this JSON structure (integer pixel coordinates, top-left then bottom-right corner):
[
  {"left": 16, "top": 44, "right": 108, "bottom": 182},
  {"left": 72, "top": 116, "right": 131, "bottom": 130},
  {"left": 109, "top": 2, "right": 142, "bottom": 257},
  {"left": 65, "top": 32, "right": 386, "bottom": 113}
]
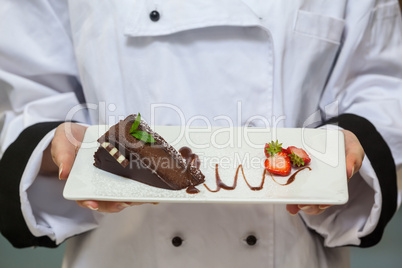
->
[{"left": 63, "top": 125, "right": 348, "bottom": 204}]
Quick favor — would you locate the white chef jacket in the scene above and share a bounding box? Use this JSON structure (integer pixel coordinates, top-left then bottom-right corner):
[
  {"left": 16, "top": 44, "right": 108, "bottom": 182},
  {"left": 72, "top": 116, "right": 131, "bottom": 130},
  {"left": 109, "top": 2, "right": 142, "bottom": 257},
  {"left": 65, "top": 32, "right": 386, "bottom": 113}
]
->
[{"left": 0, "top": 0, "right": 402, "bottom": 267}]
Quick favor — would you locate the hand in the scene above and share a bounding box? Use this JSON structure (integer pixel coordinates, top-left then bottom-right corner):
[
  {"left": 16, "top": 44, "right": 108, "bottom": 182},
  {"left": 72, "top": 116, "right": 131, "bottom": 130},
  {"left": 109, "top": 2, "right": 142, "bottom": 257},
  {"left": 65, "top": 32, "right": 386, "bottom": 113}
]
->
[
  {"left": 42, "top": 122, "right": 149, "bottom": 213},
  {"left": 286, "top": 129, "right": 365, "bottom": 216}
]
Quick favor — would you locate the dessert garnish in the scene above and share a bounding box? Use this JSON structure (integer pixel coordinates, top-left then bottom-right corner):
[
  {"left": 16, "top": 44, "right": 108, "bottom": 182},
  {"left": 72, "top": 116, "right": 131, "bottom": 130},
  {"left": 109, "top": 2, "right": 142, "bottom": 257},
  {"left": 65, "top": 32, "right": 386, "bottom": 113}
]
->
[
  {"left": 263, "top": 140, "right": 312, "bottom": 185},
  {"left": 204, "top": 140, "right": 312, "bottom": 192},
  {"left": 287, "top": 146, "right": 311, "bottom": 167},
  {"left": 264, "top": 140, "right": 291, "bottom": 176},
  {"left": 204, "top": 164, "right": 269, "bottom": 193},
  {"left": 264, "top": 140, "right": 311, "bottom": 175},
  {"left": 129, "top": 113, "right": 156, "bottom": 144}
]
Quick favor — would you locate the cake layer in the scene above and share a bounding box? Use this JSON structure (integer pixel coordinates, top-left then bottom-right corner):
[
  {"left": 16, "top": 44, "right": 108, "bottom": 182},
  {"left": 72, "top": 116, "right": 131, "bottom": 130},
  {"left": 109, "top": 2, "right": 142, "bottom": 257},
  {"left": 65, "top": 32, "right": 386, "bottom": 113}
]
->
[{"left": 94, "top": 145, "right": 174, "bottom": 189}]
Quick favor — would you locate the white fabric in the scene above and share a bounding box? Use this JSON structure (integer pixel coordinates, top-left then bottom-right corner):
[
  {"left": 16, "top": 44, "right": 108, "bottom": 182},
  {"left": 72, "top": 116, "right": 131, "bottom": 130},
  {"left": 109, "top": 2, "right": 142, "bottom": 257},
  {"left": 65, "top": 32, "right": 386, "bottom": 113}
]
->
[
  {"left": 1, "top": 0, "right": 402, "bottom": 267},
  {"left": 19, "top": 131, "right": 101, "bottom": 245},
  {"left": 300, "top": 158, "right": 379, "bottom": 247}
]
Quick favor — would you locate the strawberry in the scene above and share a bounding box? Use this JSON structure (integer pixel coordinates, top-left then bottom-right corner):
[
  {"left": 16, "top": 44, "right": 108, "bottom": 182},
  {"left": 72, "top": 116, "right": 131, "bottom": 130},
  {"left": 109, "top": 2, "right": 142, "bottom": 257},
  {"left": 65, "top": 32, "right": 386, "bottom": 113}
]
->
[
  {"left": 264, "top": 140, "right": 286, "bottom": 158},
  {"left": 264, "top": 152, "right": 291, "bottom": 176},
  {"left": 287, "top": 146, "right": 311, "bottom": 167}
]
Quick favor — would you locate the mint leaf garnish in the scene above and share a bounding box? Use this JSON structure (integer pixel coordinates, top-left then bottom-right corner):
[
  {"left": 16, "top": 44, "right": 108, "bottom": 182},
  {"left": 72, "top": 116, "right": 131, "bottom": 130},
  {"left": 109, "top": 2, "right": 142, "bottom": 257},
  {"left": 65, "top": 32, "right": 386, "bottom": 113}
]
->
[
  {"left": 130, "top": 113, "right": 142, "bottom": 134},
  {"left": 129, "top": 113, "right": 156, "bottom": 144},
  {"left": 132, "top": 131, "right": 156, "bottom": 143}
]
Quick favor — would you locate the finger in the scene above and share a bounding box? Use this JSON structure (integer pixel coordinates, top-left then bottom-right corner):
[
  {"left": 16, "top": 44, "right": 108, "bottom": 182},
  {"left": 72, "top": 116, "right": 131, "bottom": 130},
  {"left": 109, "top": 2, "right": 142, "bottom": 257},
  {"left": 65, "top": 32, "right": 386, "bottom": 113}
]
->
[
  {"left": 345, "top": 153, "right": 361, "bottom": 181},
  {"left": 286, "top": 204, "right": 301, "bottom": 215},
  {"left": 77, "top": 201, "right": 130, "bottom": 213},
  {"left": 40, "top": 142, "right": 59, "bottom": 174},
  {"left": 77, "top": 200, "right": 99, "bottom": 211},
  {"left": 318, "top": 205, "right": 332, "bottom": 210},
  {"left": 51, "top": 123, "right": 87, "bottom": 180},
  {"left": 287, "top": 204, "right": 333, "bottom": 216},
  {"left": 52, "top": 146, "right": 76, "bottom": 180},
  {"left": 77, "top": 200, "right": 149, "bottom": 213},
  {"left": 297, "top": 205, "right": 326, "bottom": 215},
  {"left": 341, "top": 130, "right": 364, "bottom": 181}
]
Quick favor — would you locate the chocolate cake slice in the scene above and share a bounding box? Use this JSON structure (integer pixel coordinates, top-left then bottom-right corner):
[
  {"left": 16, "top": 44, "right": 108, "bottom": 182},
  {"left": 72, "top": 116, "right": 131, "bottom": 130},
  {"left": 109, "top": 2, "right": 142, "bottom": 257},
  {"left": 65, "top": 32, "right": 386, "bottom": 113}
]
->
[{"left": 93, "top": 114, "right": 205, "bottom": 190}]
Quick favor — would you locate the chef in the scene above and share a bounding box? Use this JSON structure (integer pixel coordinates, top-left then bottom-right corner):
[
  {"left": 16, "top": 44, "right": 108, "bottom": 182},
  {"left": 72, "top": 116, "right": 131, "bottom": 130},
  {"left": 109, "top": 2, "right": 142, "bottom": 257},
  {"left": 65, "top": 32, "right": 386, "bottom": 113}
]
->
[{"left": 1, "top": 0, "right": 401, "bottom": 267}]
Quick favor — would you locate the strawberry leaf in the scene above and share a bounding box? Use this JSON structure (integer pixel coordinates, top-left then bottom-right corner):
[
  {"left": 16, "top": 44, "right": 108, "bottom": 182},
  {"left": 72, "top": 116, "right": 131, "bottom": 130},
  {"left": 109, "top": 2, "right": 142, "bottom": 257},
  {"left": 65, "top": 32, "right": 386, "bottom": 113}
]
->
[
  {"left": 289, "top": 152, "right": 305, "bottom": 167},
  {"left": 265, "top": 140, "right": 283, "bottom": 156}
]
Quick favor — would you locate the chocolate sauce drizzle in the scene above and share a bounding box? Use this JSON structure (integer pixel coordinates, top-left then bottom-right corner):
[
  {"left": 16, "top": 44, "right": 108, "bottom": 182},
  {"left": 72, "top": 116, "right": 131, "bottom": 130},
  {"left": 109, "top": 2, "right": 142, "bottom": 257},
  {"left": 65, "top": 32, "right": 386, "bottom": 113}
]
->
[
  {"left": 179, "top": 146, "right": 201, "bottom": 170},
  {"left": 178, "top": 146, "right": 312, "bottom": 194},
  {"left": 204, "top": 164, "right": 269, "bottom": 192},
  {"left": 270, "top": 167, "right": 312, "bottom": 186},
  {"left": 179, "top": 147, "right": 201, "bottom": 194}
]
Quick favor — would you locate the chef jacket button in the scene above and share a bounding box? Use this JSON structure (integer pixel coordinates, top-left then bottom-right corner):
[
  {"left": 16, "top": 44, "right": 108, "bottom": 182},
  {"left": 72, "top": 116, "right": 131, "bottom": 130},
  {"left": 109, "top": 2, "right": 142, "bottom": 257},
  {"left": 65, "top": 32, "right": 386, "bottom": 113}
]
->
[
  {"left": 172, "top": 236, "right": 183, "bottom": 247},
  {"left": 150, "top": 10, "right": 160, "bottom": 22},
  {"left": 246, "top": 235, "right": 257, "bottom": 246}
]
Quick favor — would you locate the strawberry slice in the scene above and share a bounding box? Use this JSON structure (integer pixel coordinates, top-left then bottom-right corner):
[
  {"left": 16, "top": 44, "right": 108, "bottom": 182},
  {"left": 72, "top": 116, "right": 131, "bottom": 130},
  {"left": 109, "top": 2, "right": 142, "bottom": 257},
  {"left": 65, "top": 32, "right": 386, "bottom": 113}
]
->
[
  {"left": 264, "top": 152, "right": 291, "bottom": 176},
  {"left": 287, "top": 146, "right": 311, "bottom": 167}
]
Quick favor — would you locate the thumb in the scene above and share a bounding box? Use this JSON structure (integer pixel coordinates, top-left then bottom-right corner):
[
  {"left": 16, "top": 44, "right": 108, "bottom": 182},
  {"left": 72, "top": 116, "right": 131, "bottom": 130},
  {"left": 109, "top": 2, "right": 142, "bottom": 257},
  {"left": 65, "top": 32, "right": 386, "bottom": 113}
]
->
[
  {"left": 51, "top": 123, "right": 87, "bottom": 180},
  {"left": 341, "top": 130, "right": 364, "bottom": 181}
]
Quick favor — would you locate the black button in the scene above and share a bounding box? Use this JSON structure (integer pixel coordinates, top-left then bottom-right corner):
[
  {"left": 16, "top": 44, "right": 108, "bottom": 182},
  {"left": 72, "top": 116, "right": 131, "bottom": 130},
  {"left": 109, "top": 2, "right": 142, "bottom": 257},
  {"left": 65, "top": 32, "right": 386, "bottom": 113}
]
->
[
  {"left": 150, "top": 10, "right": 160, "bottom": 22},
  {"left": 172, "top": 236, "right": 183, "bottom": 247},
  {"left": 246, "top": 235, "right": 257, "bottom": 246}
]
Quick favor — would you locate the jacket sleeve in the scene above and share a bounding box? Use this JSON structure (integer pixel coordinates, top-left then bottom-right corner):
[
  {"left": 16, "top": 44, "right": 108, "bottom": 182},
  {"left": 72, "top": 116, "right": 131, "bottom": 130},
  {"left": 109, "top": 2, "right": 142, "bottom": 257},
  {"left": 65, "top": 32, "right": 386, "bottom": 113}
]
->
[
  {"left": 0, "top": 1, "right": 97, "bottom": 248},
  {"left": 302, "top": 0, "right": 402, "bottom": 248}
]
